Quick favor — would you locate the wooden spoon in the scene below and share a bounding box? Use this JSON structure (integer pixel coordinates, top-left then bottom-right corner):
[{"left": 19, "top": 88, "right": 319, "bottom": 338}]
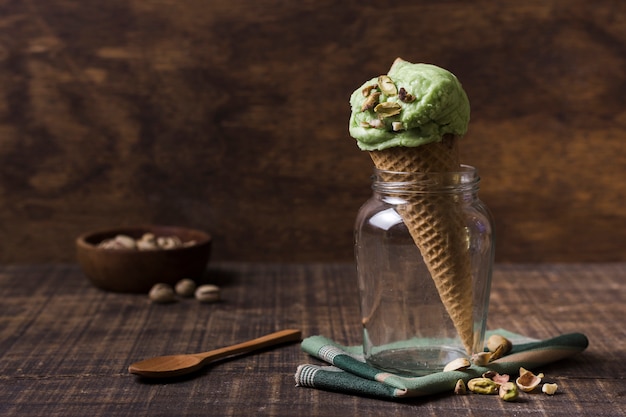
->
[{"left": 128, "top": 329, "right": 302, "bottom": 378}]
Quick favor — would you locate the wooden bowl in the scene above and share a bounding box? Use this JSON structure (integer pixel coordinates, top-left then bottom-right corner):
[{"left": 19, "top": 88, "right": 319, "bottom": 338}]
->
[{"left": 76, "top": 225, "right": 212, "bottom": 293}]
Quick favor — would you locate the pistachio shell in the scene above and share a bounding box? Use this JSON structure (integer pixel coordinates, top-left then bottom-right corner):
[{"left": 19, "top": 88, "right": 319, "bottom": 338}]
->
[
  {"left": 149, "top": 283, "right": 177, "bottom": 304},
  {"left": 454, "top": 379, "right": 467, "bottom": 395},
  {"left": 487, "top": 334, "right": 512, "bottom": 359},
  {"left": 195, "top": 284, "right": 220, "bottom": 303},
  {"left": 175, "top": 278, "right": 197, "bottom": 297},
  {"left": 516, "top": 367, "right": 543, "bottom": 392},
  {"left": 471, "top": 351, "right": 492, "bottom": 366},
  {"left": 443, "top": 357, "right": 471, "bottom": 372}
]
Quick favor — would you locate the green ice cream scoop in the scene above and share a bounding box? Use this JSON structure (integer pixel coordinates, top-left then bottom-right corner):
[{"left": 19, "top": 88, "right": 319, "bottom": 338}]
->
[{"left": 348, "top": 59, "right": 470, "bottom": 151}]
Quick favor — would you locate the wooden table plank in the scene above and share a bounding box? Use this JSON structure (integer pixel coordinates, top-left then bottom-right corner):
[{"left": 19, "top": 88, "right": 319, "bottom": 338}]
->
[{"left": 0, "top": 263, "right": 624, "bottom": 416}]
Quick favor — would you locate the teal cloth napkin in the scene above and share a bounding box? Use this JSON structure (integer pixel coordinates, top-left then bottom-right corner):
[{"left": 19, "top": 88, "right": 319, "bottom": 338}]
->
[{"left": 295, "top": 330, "right": 588, "bottom": 399}]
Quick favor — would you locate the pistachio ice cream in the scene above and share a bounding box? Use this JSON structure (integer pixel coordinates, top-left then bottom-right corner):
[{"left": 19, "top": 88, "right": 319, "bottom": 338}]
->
[{"left": 349, "top": 60, "right": 470, "bottom": 151}]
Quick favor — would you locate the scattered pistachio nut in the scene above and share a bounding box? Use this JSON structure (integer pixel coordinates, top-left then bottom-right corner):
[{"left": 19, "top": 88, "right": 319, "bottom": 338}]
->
[
  {"left": 149, "top": 283, "right": 177, "bottom": 304},
  {"left": 490, "top": 343, "right": 508, "bottom": 361},
  {"left": 377, "top": 75, "right": 397, "bottom": 96},
  {"left": 175, "top": 278, "right": 197, "bottom": 297},
  {"left": 471, "top": 351, "right": 492, "bottom": 366},
  {"left": 542, "top": 383, "right": 558, "bottom": 395},
  {"left": 516, "top": 367, "right": 543, "bottom": 392},
  {"left": 467, "top": 378, "right": 499, "bottom": 395},
  {"left": 195, "top": 284, "right": 220, "bottom": 303},
  {"left": 454, "top": 379, "right": 467, "bottom": 395},
  {"left": 482, "top": 370, "right": 498, "bottom": 379},
  {"left": 481, "top": 370, "right": 510, "bottom": 386},
  {"left": 499, "top": 381, "right": 519, "bottom": 402},
  {"left": 492, "top": 373, "right": 511, "bottom": 385},
  {"left": 443, "top": 357, "right": 471, "bottom": 372},
  {"left": 487, "top": 334, "right": 513, "bottom": 360}
]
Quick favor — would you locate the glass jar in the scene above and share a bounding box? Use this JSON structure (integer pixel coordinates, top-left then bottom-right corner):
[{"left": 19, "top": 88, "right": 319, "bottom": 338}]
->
[{"left": 354, "top": 165, "right": 494, "bottom": 376}]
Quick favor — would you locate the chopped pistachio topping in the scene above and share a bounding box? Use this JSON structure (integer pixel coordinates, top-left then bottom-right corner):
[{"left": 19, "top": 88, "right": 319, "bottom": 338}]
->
[
  {"left": 374, "top": 101, "right": 401, "bottom": 118},
  {"left": 377, "top": 75, "right": 397, "bottom": 96}
]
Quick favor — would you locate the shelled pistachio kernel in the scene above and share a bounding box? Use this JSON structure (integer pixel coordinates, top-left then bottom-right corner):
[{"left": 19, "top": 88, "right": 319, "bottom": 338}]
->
[
  {"left": 175, "top": 278, "right": 196, "bottom": 297},
  {"left": 542, "top": 383, "right": 558, "bottom": 395},
  {"left": 195, "top": 284, "right": 220, "bottom": 303},
  {"left": 499, "top": 382, "right": 519, "bottom": 402},
  {"left": 467, "top": 378, "right": 499, "bottom": 395},
  {"left": 149, "top": 283, "right": 176, "bottom": 304}
]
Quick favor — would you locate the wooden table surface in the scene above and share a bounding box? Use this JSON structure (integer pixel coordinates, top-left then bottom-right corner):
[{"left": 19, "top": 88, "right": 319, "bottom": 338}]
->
[{"left": 1, "top": 263, "right": 624, "bottom": 416}]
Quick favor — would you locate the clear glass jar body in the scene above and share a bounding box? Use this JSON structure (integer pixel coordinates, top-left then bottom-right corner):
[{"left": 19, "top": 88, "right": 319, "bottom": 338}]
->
[{"left": 354, "top": 165, "right": 494, "bottom": 376}]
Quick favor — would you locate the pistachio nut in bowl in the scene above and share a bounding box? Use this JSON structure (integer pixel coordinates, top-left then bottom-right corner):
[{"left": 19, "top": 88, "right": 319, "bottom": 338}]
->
[{"left": 76, "top": 225, "right": 212, "bottom": 293}]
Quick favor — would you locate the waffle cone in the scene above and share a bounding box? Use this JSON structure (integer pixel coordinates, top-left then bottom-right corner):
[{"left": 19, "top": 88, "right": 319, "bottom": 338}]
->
[{"left": 368, "top": 135, "right": 475, "bottom": 354}]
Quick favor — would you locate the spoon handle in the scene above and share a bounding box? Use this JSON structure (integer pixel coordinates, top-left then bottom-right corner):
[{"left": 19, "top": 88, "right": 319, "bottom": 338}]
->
[{"left": 197, "top": 329, "right": 302, "bottom": 364}]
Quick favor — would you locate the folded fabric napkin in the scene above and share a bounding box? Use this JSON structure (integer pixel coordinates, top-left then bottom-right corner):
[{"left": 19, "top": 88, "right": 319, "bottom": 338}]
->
[{"left": 295, "top": 329, "right": 588, "bottom": 399}]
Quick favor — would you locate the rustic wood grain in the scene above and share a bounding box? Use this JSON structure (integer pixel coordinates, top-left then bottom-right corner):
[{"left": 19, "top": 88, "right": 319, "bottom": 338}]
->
[
  {"left": 0, "top": 1, "right": 625, "bottom": 263},
  {"left": 0, "top": 263, "right": 624, "bottom": 416}
]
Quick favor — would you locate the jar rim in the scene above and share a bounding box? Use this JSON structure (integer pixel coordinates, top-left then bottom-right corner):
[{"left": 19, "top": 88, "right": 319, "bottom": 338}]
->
[
  {"left": 372, "top": 164, "right": 480, "bottom": 194},
  {"left": 374, "top": 164, "right": 477, "bottom": 175}
]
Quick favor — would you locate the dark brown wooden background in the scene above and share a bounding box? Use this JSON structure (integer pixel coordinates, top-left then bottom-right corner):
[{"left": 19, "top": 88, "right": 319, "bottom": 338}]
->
[{"left": 1, "top": 0, "right": 624, "bottom": 263}]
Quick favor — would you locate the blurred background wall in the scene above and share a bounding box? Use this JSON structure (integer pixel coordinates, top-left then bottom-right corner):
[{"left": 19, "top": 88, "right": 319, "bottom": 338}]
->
[{"left": 1, "top": 0, "right": 624, "bottom": 263}]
